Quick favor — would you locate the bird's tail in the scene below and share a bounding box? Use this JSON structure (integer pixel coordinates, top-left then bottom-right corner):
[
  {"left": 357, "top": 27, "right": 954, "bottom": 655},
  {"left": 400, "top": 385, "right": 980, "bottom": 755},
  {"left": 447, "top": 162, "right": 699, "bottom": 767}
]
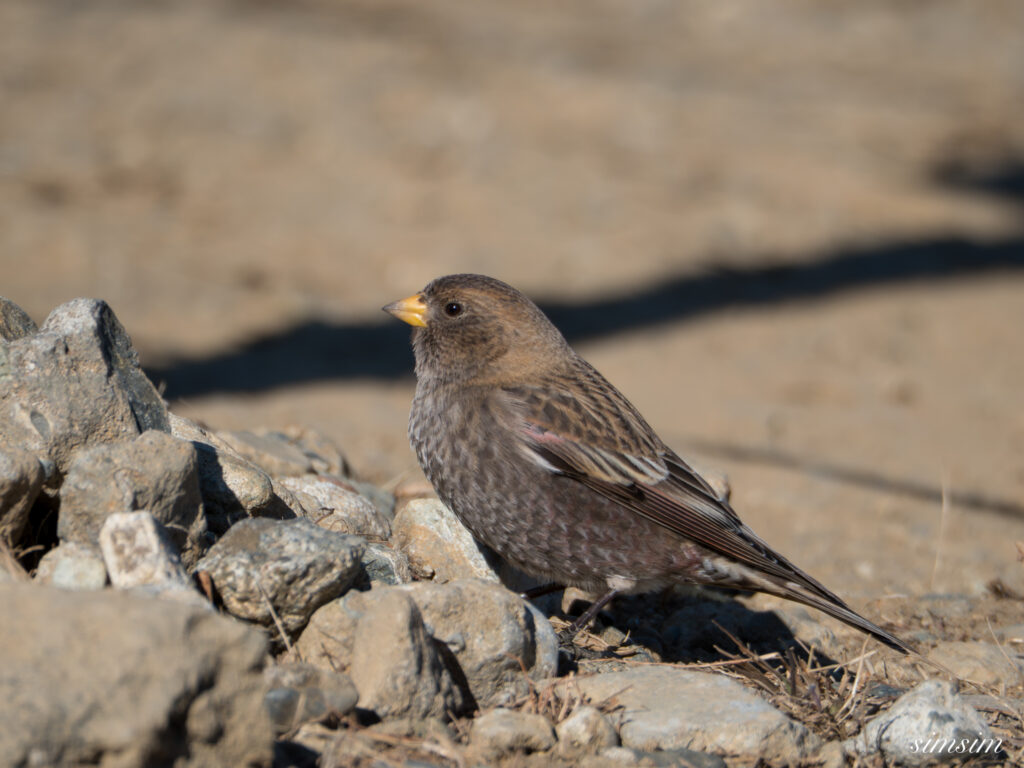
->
[{"left": 752, "top": 575, "right": 914, "bottom": 655}]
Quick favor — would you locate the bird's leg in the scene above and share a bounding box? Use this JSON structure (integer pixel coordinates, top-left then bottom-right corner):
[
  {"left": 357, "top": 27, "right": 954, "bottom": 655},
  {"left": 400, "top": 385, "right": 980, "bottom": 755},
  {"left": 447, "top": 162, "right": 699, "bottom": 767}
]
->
[
  {"left": 519, "top": 582, "right": 565, "bottom": 600},
  {"left": 567, "top": 588, "right": 620, "bottom": 635}
]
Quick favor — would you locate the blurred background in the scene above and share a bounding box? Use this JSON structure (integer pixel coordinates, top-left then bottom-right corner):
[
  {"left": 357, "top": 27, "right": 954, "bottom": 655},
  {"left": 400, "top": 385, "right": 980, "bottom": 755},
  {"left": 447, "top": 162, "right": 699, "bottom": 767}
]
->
[{"left": 3, "top": 0, "right": 1023, "bottom": 600}]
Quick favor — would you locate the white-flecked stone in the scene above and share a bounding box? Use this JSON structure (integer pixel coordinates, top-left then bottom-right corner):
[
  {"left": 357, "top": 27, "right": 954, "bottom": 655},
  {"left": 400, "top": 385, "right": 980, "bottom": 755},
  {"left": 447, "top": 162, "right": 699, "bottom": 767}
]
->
[
  {"left": 844, "top": 680, "right": 997, "bottom": 765},
  {"left": 99, "top": 511, "right": 190, "bottom": 589}
]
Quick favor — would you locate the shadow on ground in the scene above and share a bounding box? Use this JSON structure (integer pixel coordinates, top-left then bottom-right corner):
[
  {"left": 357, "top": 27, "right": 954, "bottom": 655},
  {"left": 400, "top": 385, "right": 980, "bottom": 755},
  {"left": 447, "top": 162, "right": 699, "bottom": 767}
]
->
[{"left": 148, "top": 233, "right": 1024, "bottom": 398}]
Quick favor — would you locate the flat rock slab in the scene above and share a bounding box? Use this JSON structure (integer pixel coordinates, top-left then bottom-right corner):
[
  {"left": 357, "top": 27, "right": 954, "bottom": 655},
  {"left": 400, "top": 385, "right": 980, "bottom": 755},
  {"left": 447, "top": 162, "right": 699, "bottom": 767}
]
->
[
  {"left": 0, "top": 583, "right": 272, "bottom": 768},
  {"left": 570, "top": 665, "right": 821, "bottom": 762}
]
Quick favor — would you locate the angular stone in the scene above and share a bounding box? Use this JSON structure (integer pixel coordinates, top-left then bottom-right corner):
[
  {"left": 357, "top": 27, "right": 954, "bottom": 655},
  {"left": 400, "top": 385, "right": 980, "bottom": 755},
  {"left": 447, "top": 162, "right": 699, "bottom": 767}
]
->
[
  {"left": 298, "top": 580, "right": 555, "bottom": 709},
  {"left": 0, "top": 443, "right": 44, "bottom": 544},
  {"left": 391, "top": 498, "right": 499, "bottom": 582},
  {"left": 195, "top": 518, "right": 363, "bottom": 639},
  {"left": 57, "top": 430, "right": 208, "bottom": 568},
  {"left": 169, "top": 414, "right": 294, "bottom": 535},
  {"left": 278, "top": 475, "right": 390, "bottom": 540},
  {"left": 99, "top": 511, "right": 191, "bottom": 590},
  {"left": 404, "top": 579, "right": 558, "bottom": 708},
  {"left": 570, "top": 666, "right": 820, "bottom": 761},
  {"left": 0, "top": 583, "right": 272, "bottom": 767},
  {"left": 0, "top": 299, "right": 169, "bottom": 478},
  {"left": 844, "top": 680, "right": 997, "bottom": 765},
  {"left": 295, "top": 587, "right": 472, "bottom": 720},
  {"left": 359, "top": 541, "right": 413, "bottom": 588},
  {"left": 0, "top": 297, "right": 37, "bottom": 341},
  {"left": 33, "top": 541, "right": 108, "bottom": 589},
  {"left": 470, "top": 708, "right": 556, "bottom": 758},
  {"left": 350, "top": 589, "right": 470, "bottom": 720}
]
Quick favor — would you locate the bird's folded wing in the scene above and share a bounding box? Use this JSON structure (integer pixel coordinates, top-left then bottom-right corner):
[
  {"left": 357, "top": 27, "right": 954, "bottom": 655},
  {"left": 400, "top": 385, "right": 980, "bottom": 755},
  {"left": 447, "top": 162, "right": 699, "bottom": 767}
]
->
[{"left": 517, "top": 412, "right": 845, "bottom": 606}]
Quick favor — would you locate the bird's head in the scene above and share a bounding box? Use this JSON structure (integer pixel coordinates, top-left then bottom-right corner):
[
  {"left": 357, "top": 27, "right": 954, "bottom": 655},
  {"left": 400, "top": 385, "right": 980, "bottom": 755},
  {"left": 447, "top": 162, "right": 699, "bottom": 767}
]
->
[{"left": 384, "top": 273, "right": 570, "bottom": 386}]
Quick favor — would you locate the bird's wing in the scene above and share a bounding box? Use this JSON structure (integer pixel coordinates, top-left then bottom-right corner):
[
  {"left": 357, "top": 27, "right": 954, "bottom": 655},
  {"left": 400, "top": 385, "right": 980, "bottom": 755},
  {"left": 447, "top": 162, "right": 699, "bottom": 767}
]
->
[
  {"left": 502, "top": 377, "right": 853, "bottom": 605},
  {"left": 499, "top": 376, "right": 914, "bottom": 655}
]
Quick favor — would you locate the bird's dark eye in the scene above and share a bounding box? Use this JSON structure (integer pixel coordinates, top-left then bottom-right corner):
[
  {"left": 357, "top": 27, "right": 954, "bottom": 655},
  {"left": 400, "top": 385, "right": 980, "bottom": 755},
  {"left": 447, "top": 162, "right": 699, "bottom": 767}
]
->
[{"left": 444, "top": 302, "right": 463, "bottom": 317}]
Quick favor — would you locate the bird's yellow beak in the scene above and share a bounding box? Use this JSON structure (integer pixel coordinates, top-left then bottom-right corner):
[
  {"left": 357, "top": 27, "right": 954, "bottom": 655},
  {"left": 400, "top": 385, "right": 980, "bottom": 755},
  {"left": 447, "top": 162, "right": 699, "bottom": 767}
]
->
[{"left": 383, "top": 293, "right": 428, "bottom": 327}]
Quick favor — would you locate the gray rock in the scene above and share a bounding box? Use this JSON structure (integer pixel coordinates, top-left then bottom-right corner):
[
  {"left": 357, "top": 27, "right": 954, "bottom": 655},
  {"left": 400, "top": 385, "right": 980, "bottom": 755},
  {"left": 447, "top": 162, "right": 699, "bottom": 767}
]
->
[
  {"left": 217, "top": 429, "right": 315, "bottom": 477},
  {"left": 927, "top": 641, "right": 1024, "bottom": 686},
  {"left": 0, "top": 297, "right": 37, "bottom": 341},
  {"left": 844, "top": 680, "right": 997, "bottom": 765},
  {"left": 0, "top": 443, "right": 44, "bottom": 544},
  {"left": 359, "top": 541, "right": 413, "bottom": 587},
  {"left": 391, "top": 498, "right": 499, "bottom": 582},
  {"left": 470, "top": 708, "right": 556, "bottom": 758},
  {"left": 570, "top": 666, "right": 820, "bottom": 761},
  {"left": 350, "top": 589, "right": 470, "bottom": 719},
  {"left": 277, "top": 474, "right": 390, "bottom": 540},
  {"left": 99, "top": 511, "right": 191, "bottom": 589},
  {"left": 57, "top": 429, "right": 208, "bottom": 568},
  {"left": 195, "top": 517, "right": 363, "bottom": 640},
  {"left": 0, "top": 583, "right": 272, "bottom": 767},
  {"left": 170, "top": 413, "right": 294, "bottom": 535},
  {"left": 405, "top": 579, "right": 559, "bottom": 708},
  {"left": 0, "top": 299, "right": 168, "bottom": 478},
  {"left": 557, "top": 705, "right": 619, "bottom": 756},
  {"left": 264, "top": 662, "right": 358, "bottom": 734},
  {"left": 34, "top": 541, "right": 108, "bottom": 589},
  {"left": 295, "top": 587, "right": 471, "bottom": 720},
  {"left": 298, "top": 580, "right": 555, "bottom": 709}
]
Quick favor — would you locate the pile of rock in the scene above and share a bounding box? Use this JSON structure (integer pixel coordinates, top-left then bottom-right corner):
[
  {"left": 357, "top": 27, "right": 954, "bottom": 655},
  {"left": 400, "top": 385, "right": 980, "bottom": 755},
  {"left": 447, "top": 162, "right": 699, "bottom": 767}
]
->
[{"left": 0, "top": 297, "right": 1007, "bottom": 767}]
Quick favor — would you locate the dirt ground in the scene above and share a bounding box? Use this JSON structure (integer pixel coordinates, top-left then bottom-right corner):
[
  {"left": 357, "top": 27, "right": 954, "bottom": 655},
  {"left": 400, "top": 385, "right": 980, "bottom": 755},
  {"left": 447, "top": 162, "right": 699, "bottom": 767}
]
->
[{"left": 3, "top": 0, "right": 1024, "bottom": 656}]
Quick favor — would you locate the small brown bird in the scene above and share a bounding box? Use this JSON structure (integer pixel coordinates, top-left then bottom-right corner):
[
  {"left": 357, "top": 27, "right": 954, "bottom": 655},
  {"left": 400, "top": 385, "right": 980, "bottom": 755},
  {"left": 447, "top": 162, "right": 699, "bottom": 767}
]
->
[{"left": 385, "top": 274, "right": 911, "bottom": 653}]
